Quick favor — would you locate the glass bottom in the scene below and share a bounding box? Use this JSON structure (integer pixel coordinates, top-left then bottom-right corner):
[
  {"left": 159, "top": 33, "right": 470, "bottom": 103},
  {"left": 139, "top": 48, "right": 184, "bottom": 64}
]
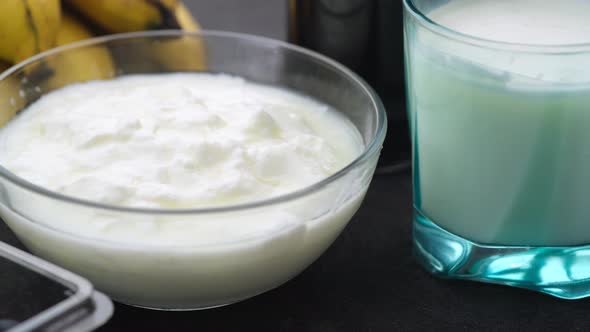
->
[
  {"left": 111, "top": 276, "right": 293, "bottom": 310},
  {"left": 121, "top": 301, "right": 236, "bottom": 311},
  {"left": 413, "top": 209, "right": 590, "bottom": 299}
]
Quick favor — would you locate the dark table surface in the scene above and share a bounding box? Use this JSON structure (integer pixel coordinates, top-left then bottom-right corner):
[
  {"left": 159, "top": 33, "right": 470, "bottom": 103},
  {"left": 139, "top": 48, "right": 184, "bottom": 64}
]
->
[
  {"left": 3, "top": 172, "right": 590, "bottom": 331},
  {"left": 3, "top": 1, "right": 590, "bottom": 331}
]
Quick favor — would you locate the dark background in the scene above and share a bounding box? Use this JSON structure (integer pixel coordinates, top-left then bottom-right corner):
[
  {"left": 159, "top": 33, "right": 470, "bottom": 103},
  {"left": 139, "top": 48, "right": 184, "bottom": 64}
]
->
[{"left": 3, "top": 1, "right": 590, "bottom": 331}]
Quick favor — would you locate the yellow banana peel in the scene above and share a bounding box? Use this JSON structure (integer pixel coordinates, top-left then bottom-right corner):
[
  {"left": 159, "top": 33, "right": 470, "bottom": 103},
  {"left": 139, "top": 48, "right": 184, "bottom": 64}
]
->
[
  {"left": 43, "top": 12, "right": 115, "bottom": 90},
  {"left": 0, "top": 0, "right": 61, "bottom": 64},
  {"left": 66, "top": 0, "right": 206, "bottom": 71},
  {"left": 0, "top": 0, "right": 206, "bottom": 119},
  {"left": 150, "top": 2, "right": 207, "bottom": 72},
  {"left": 66, "top": 0, "right": 180, "bottom": 32},
  {"left": 175, "top": 2, "right": 199, "bottom": 31}
]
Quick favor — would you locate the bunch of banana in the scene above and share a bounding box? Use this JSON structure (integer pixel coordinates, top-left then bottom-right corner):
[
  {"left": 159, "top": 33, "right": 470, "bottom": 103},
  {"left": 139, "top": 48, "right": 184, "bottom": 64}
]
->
[
  {"left": 66, "top": 0, "right": 199, "bottom": 32},
  {"left": 65, "top": 0, "right": 206, "bottom": 71},
  {"left": 0, "top": 0, "right": 62, "bottom": 65},
  {"left": 44, "top": 12, "right": 116, "bottom": 89},
  {"left": 0, "top": 0, "right": 206, "bottom": 123}
]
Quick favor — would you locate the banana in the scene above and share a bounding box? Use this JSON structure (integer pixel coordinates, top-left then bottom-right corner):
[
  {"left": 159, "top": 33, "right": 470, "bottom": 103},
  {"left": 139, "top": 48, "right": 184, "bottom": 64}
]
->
[
  {"left": 174, "top": 2, "right": 199, "bottom": 31},
  {"left": 0, "top": 0, "right": 61, "bottom": 64},
  {"left": 66, "top": 0, "right": 187, "bottom": 32},
  {"left": 149, "top": 2, "right": 207, "bottom": 71},
  {"left": 66, "top": 0, "right": 206, "bottom": 71},
  {"left": 43, "top": 12, "right": 115, "bottom": 89},
  {"left": 0, "top": 0, "right": 205, "bottom": 119},
  {"left": 0, "top": 12, "right": 116, "bottom": 126},
  {"left": 0, "top": 61, "right": 24, "bottom": 127}
]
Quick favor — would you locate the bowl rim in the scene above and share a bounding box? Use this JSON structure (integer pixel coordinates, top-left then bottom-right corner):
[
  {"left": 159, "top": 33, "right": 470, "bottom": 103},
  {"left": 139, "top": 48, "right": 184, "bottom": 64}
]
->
[
  {"left": 403, "top": 0, "right": 590, "bottom": 54},
  {"left": 0, "top": 30, "right": 387, "bottom": 215}
]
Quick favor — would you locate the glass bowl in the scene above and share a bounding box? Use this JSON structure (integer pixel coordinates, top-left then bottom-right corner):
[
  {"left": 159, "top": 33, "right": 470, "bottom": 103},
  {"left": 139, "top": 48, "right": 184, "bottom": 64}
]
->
[{"left": 0, "top": 30, "right": 387, "bottom": 310}]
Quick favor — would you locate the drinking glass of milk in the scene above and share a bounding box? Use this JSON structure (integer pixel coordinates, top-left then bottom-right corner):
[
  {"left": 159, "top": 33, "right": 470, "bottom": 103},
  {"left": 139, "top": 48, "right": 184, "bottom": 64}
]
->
[{"left": 405, "top": 0, "right": 590, "bottom": 298}]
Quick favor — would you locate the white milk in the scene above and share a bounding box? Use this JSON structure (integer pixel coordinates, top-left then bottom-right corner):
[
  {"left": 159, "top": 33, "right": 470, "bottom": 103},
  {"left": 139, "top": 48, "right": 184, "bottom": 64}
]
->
[
  {"left": 431, "top": 0, "right": 590, "bottom": 45},
  {"left": 0, "top": 73, "right": 371, "bottom": 309},
  {"left": 408, "top": 0, "right": 590, "bottom": 245}
]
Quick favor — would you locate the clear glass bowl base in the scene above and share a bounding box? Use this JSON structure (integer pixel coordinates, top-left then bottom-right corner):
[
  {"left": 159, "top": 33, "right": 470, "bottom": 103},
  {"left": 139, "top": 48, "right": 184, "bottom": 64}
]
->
[{"left": 413, "top": 210, "right": 590, "bottom": 299}]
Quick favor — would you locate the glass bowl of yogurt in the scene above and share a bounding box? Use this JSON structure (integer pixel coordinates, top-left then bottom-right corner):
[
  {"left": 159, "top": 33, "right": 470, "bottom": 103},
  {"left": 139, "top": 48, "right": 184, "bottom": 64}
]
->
[{"left": 0, "top": 31, "right": 386, "bottom": 310}]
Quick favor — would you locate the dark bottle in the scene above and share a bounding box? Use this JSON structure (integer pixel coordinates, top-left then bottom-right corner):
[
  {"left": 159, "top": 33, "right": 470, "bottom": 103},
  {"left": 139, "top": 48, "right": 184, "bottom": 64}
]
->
[{"left": 289, "top": 0, "right": 409, "bottom": 166}]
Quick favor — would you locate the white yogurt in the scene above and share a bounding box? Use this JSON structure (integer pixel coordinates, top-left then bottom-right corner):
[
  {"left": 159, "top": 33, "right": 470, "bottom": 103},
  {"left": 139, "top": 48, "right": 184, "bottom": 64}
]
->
[
  {"left": 0, "top": 73, "right": 361, "bottom": 210},
  {"left": 0, "top": 73, "right": 371, "bottom": 308}
]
